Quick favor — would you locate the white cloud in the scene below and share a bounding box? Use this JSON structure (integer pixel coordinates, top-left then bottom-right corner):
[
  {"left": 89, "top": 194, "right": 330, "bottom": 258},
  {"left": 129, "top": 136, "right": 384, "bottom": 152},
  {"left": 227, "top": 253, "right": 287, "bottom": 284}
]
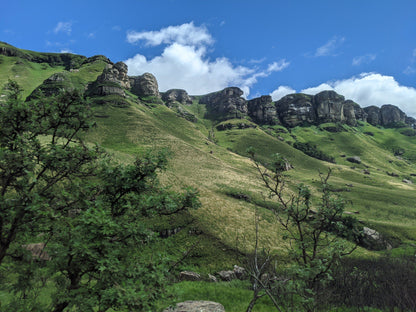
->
[
  {"left": 60, "top": 49, "right": 72, "bottom": 54},
  {"left": 301, "top": 73, "right": 416, "bottom": 117},
  {"left": 270, "top": 86, "right": 296, "bottom": 101},
  {"left": 125, "top": 23, "right": 289, "bottom": 97},
  {"left": 352, "top": 54, "right": 376, "bottom": 66},
  {"left": 301, "top": 83, "right": 334, "bottom": 95},
  {"left": 314, "top": 36, "right": 345, "bottom": 57},
  {"left": 267, "top": 59, "right": 290, "bottom": 73},
  {"left": 126, "top": 22, "right": 213, "bottom": 46},
  {"left": 54, "top": 22, "right": 72, "bottom": 35}
]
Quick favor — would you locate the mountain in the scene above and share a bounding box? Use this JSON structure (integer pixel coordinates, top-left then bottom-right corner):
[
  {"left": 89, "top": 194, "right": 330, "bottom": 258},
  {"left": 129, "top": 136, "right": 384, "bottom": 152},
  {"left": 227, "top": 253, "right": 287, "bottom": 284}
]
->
[{"left": 1, "top": 41, "right": 416, "bottom": 263}]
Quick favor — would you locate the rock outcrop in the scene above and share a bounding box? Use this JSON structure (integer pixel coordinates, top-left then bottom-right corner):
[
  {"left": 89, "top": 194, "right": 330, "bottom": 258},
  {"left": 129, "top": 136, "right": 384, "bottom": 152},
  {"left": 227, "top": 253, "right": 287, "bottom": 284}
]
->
[
  {"left": 27, "top": 72, "right": 75, "bottom": 100},
  {"left": 380, "top": 104, "right": 407, "bottom": 126},
  {"left": 342, "top": 100, "right": 358, "bottom": 126},
  {"left": 247, "top": 95, "right": 279, "bottom": 124},
  {"left": 364, "top": 106, "right": 380, "bottom": 126},
  {"left": 200, "top": 87, "right": 247, "bottom": 119},
  {"left": 87, "top": 62, "right": 130, "bottom": 97},
  {"left": 162, "top": 89, "right": 193, "bottom": 105},
  {"left": 275, "top": 93, "right": 315, "bottom": 127},
  {"left": 130, "top": 73, "right": 160, "bottom": 98},
  {"left": 313, "top": 90, "right": 346, "bottom": 124}
]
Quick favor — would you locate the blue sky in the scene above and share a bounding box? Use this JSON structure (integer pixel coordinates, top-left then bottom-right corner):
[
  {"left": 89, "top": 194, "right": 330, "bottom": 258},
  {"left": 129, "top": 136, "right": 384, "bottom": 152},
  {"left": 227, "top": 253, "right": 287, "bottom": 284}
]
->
[{"left": 2, "top": 0, "right": 416, "bottom": 116}]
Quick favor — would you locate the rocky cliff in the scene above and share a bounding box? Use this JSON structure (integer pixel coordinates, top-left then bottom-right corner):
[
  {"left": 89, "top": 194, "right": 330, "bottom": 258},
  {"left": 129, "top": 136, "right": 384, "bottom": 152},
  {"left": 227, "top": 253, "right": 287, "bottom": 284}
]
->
[
  {"left": 19, "top": 47, "right": 414, "bottom": 129},
  {"left": 197, "top": 86, "right": 414, "bottom": 129},
  {"left": 87, "top": 62, "right": 130, "bottom": 97},
  {"left": 199, "top": 87, "right": 247, "bottom": 119},
  {"left": 130, "top": 73, "right": 160, "bottom": 98}
]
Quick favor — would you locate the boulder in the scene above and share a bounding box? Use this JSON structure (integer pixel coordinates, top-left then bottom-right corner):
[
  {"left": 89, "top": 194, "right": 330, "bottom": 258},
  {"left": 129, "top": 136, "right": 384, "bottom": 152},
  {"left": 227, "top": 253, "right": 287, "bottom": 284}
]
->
[
  {"left": 162, "top": 89, "right": 193, "bottom": 105},
  {"left": 402, "top": 179, "right": 413, "bottom": 184},
  {"left": 233, "top": 265, "right": 246, "bottom": 279},
  {"left": 364, "top": 106, "right": 380, "bottom": 126},
  {"left": 313, "top": 90, "right": 345, "bottom": 123},
  {"left": 275, "top": 93, "right": 315, "bottom": 127},
  {"left": 180, "top": 271, "right": 201, "bottom": 281},
  {"left": 217, "top": 270, "right": 236, "bottom": 281},
  {"left": 247, "top": 95, "right": 279, "bottom": 124},
  {"left": 129, "top": 72, "right": 160, "bottom": 98},
  {"left": 22, "top": 242, "right": 51, "bottom": 261},
  {"left": 164, "top": 301, "right": 225, "bottom": 312},
  {"left": 379, "top": 104, "right": 406, "bottom": 126},
  {"left": 347, "top": 156, "right": 361, "bottom": 164},
  {"left": 199, "top": 87, "right": 247, "bottom": 120}
]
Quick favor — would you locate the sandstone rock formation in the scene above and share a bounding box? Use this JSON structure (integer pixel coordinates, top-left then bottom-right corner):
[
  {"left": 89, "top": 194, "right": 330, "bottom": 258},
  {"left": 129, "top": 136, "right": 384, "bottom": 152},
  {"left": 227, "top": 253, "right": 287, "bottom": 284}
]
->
[
  {"left": 313, "top": 90, "right": 346, "bottom": 123},
  {"left": 363, "top": 106, "right": 380, "bottom": 126},
  {"left": 247, "top": 95, "right": 279, "bottom": 124},
  {"left": 379, "top": 104, "right": 407, "bottom": 126},
  {"left": 130, "top": 72, "right": 160, "bottom": 98},
  {"left": 200, "top": 87, "right": 247, "bottom": 119},
  {"left": 342, "top": 100, "right": 359, "bottom": 126},
  {"left": 87, "top": 62, "right": 130, "bottom": 97},
  {"left": 162, "top": 89, "right": 193, "bottom": 105},
  {"left": 275, "top": 93, "right": 315, "bottom": 127}
]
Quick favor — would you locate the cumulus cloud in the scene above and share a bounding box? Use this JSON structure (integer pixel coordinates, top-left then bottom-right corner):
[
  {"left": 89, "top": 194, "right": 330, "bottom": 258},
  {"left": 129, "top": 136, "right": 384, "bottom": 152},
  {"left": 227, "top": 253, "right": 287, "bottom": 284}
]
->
[
  {"left": 124, "top": 22, "right": 289, "bottom": 97},
  {"left": 270, "top": 86, "right": 296, "bottom": 101},
  {"left": 352, "top": 54, "right": 376, "bottom": 66},
  {"left": 54, "top": 22, "right": 72, "bottom": 35},
  {"left": 127, "top": 22, "right": 213, "bottom": 46},
  {"left": 313, "top": 36, "right": 345, "bottom": 57},
  {"left": 301, "top": 73, "right": 416, "bottom": 117}
]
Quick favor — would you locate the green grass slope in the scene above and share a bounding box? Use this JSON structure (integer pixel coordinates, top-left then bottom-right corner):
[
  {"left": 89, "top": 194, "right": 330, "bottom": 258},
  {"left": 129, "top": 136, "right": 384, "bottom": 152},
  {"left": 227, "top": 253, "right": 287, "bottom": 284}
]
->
[{"left": 1, "top": 43, "right": 416, "bottom": 256}]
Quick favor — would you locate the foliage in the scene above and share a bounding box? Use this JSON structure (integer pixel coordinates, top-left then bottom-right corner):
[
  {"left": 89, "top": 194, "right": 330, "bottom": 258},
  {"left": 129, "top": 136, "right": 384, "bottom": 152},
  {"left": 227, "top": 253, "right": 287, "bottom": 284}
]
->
[
  {"left": 245, "top": 148, "right": 358, "bottom": 311},
  {"left": 293, "top": 141, "right": 335, "bottom": 163},
  {"left": 325, "top": 255, "right": 416, "bottom": 311},
  {"left": 0, "top": 81, "right": 199, "bottom": 311}
]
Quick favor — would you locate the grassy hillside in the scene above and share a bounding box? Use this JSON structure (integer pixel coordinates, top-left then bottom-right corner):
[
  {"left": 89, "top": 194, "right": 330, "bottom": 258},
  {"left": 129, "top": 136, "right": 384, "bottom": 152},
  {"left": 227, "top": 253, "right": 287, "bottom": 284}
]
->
[{"left": 1, "top": 43, "right": 416, "bottom": 311}]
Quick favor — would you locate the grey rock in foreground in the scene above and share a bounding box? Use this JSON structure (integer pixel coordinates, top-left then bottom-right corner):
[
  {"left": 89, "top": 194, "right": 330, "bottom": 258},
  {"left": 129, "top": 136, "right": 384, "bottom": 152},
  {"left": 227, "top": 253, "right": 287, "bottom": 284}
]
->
[{"left": 164, "top": 300, "right": 225, "bottom": 312}]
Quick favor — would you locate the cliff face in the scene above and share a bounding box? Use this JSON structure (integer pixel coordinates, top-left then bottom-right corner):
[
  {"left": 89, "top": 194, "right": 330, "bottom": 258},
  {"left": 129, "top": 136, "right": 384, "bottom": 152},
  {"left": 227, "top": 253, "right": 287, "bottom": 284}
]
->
[{"left": 199, "top": 87, "right": 247, "bottom": 119}]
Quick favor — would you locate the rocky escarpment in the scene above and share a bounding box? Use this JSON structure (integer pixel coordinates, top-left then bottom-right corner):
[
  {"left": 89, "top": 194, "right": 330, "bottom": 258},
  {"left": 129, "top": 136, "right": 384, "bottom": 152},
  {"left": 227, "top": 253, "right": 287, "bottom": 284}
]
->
[
  {"left": 162, "top": 89, "right": 193, "bottom": 105},
  {"left": 247, "top": 95, "right": 279, "bottom": 124},
  {"left": 199, "top": 88, "right": 414, "bottom": 129},
  {"left": 87, "top": 62, "right": 130, "bottom": 97},
  {"left": 199, "top": 87, "right": 247, "bottom": 119},
  {"left": 275, "top": 91, "right": 363, "bottom": 127},
  {"left": 130, "top": 73, "right": 160, "bottom": 98},
  {"left": 275, "top": 93, "right": 315, "bottom": 127},
  {"left": 364, "top": 105, "right": 410, "bottom": 127}
]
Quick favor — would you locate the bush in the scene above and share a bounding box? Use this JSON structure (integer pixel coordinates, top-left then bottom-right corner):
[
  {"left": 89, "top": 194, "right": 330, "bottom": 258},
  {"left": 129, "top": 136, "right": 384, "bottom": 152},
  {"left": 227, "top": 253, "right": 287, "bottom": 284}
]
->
[
  {"left": 322, "top": 256, "right": 416, "bottom": 311},
  {"left": 293, "top": 141, "right": 335, "bottom": 163}
]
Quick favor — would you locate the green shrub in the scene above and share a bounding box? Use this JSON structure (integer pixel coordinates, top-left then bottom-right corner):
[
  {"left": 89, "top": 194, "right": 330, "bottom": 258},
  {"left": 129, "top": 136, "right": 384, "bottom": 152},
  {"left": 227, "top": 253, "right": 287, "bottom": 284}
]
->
[{"left": 293, "top": 141, "right": 335, "bottom": 163}]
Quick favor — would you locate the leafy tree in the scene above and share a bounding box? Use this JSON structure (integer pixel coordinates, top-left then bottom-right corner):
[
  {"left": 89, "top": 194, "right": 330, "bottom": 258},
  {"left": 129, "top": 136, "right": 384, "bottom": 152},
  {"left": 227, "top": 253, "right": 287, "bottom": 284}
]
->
[
  {"left": 0, "top": 81, "right": 199, "bottom": 311},
  {"left": 246, "top": 148, "right": 358, "bottom": 311},
  {"left": 0, "top": 81, "right": 97, "bottom": 264}
]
